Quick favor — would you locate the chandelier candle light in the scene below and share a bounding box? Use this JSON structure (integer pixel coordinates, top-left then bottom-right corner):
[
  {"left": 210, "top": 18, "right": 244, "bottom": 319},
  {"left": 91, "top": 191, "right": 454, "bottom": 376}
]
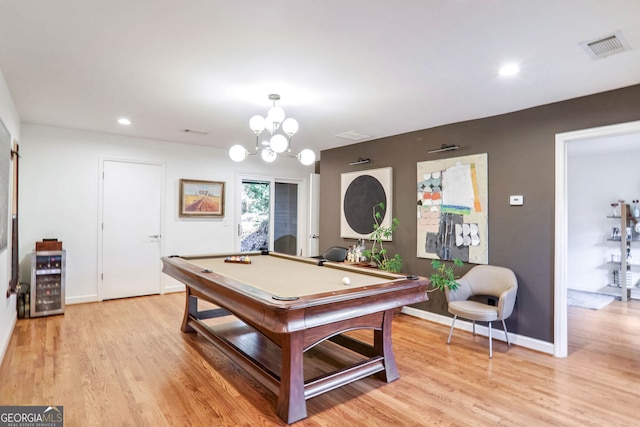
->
[{"left": 229, "top": 94, "right": 316, "bottom": 165}]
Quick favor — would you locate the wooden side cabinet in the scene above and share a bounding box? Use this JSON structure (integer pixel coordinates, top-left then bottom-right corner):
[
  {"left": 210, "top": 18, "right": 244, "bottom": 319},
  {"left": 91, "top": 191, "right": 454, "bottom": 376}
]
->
[{"left": 30, "top": 249, "right": 65, "bottom": 317}]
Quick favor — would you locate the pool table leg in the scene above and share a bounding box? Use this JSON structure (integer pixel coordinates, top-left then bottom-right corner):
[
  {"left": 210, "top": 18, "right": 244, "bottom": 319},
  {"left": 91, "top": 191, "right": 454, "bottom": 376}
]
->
[
  {"left": 374, "top": 309, "right": 400, "bottom": 382},
  {"left": 277, "top": 331, "right": 307, "bottom": 424},
  {"left": 181, "top": 288, "right": 197, "bottom": 333}
]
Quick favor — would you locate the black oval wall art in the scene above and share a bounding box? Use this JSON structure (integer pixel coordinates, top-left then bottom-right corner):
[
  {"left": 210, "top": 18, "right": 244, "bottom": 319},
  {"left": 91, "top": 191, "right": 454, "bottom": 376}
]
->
[{"left": 343, "top": 175, "right": 386, "bottom": 234}]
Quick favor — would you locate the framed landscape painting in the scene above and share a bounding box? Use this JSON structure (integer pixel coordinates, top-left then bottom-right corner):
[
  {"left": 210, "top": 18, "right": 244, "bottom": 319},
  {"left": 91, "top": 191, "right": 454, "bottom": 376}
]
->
[{"left": 179, "top": 179, "right": 225, "bottom": 217}]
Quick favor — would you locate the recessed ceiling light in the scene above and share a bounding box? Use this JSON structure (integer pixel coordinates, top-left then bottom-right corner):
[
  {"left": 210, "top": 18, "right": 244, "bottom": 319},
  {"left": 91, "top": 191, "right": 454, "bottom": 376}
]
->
[
  {"left": 117, "top": 118, "right": 132, "bottom": 125},
  {"left": 499, "top": 63, "right": 520, "bottom": 77}
]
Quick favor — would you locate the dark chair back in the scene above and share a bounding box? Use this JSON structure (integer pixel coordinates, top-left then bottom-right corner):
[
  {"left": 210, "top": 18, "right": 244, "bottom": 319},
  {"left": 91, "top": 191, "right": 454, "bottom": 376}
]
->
[{"left": 317, "top": 246, "right": 348, "bottom": 262}]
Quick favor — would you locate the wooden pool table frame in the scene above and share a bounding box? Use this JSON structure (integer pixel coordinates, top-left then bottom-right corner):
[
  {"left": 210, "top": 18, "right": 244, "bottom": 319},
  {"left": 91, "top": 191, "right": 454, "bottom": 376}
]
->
[{"left": 161, "top": 251, "right": 430, "bottom": 424}]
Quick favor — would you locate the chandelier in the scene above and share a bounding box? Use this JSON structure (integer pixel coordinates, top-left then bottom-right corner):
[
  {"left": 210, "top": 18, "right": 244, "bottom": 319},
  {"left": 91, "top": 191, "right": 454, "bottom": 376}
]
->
[{"left": 229, "top": 94, "right": 316, "bottom": 165}]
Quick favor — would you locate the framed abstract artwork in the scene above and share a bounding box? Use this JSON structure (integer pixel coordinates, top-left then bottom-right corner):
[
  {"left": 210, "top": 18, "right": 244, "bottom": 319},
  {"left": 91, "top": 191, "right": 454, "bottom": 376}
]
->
[
  {"left": 340, "top": 167, "right": 393, "bottom": 240},
  {"left": 417, "top": 153, "right": 488, "bottom": 264},
  {"left": 179, "top": 179, "right": 225, "bottom": 217}
]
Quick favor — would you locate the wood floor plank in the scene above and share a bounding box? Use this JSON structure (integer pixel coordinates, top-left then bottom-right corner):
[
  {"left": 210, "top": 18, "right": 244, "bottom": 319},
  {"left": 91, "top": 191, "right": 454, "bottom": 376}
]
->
[{"left": 1, "top": 293, "right": 639, "bottom": 426}]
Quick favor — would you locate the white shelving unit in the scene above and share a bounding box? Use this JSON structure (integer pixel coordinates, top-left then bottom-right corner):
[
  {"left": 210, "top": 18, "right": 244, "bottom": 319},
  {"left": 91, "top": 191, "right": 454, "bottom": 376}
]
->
[{"left": 602, "top": 203, "right": 640, "bottom": 301}]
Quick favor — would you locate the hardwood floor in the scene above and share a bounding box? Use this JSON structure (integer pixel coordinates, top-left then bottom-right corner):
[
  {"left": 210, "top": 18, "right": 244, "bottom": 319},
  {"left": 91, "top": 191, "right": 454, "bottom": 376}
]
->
[{"left": 1, "top": 293, "right": 639, "bottom": 426}]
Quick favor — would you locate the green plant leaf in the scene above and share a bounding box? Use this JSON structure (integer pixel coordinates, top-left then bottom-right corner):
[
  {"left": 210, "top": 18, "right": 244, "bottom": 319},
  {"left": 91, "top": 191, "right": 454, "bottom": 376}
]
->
[
  {"left": 364, "top": 202, "right": 402, "bottom": 273},
  {"left": 429, "top": 258, "right": 464, "bottom": 292}
]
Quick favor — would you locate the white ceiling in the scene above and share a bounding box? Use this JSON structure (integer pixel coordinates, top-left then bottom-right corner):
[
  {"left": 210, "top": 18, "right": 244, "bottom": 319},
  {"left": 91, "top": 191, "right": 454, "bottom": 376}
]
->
[{"left": 1, "top": 1, "right": 640, "bottom": 159}]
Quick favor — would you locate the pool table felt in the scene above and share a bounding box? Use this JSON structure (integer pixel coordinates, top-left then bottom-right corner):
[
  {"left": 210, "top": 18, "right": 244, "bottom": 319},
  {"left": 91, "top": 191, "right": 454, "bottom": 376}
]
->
[{"left": 186, "top": 253, "right": 403, "bottom": 298}]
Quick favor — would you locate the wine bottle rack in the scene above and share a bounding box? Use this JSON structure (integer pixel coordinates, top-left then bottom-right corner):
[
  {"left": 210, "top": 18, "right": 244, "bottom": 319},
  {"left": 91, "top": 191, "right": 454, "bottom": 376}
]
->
[{"left": 30, "top": 249, "right": 65, "bottom": 317}]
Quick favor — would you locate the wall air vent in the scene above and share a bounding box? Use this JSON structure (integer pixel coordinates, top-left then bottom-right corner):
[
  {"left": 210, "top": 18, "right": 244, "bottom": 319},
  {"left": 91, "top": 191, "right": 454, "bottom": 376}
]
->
[{"left": 580, "top": 30, "right": 631, "bottom": 59}]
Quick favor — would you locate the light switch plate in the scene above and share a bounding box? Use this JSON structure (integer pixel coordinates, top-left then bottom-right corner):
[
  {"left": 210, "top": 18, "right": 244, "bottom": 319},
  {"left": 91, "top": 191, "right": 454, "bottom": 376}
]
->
[{"left": 510, "top": 195, "right": 524, "bottom": 206}]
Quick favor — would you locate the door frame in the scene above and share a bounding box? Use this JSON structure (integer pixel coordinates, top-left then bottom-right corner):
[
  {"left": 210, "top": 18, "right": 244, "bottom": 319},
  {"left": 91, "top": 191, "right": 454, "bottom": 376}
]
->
[
  {"left": 235, "top": 173, "right": 309, "bottom": 255},
  {"left": 97, "top": 157, "right": 166, "bottom": 301},
  {"left": 308, "top": 173, "right": 321, "bottom": 257},
  {"left": 554, "top": 120, "right": 640, "bottom": 357}
]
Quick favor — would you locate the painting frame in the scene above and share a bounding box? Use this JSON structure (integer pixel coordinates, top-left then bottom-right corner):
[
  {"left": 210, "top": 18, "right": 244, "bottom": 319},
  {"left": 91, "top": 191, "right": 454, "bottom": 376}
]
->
[
  {"left": 0, "top": 117, "right": 10, "bottom": 252},
  {"left": 179, "top": 179, "right": 225, "bottom": 218},
  {"left": 417, "top": 153, "right": 488, "bottom": 264},
  {"left": 340, "top": 167, "right": 393, "bottom": 240}
]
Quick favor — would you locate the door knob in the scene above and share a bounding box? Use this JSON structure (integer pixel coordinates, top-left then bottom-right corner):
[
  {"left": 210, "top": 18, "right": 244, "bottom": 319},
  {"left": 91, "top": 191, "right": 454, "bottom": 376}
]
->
[{"left": 148, "top": 234, "right": 160, "bottom": 238}]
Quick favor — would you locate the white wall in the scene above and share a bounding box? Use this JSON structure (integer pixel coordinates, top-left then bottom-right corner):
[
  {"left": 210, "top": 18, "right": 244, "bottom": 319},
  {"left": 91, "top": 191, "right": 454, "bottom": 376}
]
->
[
  {"left": 568, "top": 147, "right": 640, "bottom": 292},
  {"left": 20, "top": 123, "right": 313, "bottom": 303},
  {"left": 0, "top": 69, "right": 20, "bottom": 365}
]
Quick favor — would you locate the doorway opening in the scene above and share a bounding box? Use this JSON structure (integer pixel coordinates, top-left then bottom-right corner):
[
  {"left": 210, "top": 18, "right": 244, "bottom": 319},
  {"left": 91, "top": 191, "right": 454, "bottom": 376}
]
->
[{"left": 554, "top": 120, "right": 640, "bottom": 357}]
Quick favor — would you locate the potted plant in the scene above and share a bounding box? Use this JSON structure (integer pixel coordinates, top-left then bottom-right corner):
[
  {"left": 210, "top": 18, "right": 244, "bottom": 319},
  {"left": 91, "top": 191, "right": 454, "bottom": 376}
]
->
[
  {"left": 360, "top": 201, "right": 464, "bottom": 284},
  {"left": 429, "top": 258, "right": 464, "bottom": 291},
  {"left": 363, "top": 202, "right": 403, "bottom": 273}
]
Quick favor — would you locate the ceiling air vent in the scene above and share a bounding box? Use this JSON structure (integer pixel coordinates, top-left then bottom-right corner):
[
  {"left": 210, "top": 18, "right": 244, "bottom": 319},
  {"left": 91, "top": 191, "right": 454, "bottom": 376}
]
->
[
  {"left": 182, "top": 128, "right": 209, "bottom": 135},
  {"left": 335, "top": 130, "right": 372, "bottom": 141},
  {"left": 580, "top": 30, "right": 632, "bottom": 59}
]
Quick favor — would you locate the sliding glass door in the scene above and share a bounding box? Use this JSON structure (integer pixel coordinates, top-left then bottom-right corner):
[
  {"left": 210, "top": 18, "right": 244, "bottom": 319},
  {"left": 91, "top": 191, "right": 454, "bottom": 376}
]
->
[
  {"left": 240, "top": 180, "right": 270, "bottom": 251},
  {"left": 273, "top": 182, "right": 298, "bottom": 255},
  {"left": 237, "top": 176, "right": 302, "bottom": 255}
]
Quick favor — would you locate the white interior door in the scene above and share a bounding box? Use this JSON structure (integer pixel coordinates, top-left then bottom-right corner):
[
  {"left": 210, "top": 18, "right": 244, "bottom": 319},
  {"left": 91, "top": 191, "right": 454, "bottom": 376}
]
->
[{"left": 101, "top": 160, "right": 163, "bottom": 300}]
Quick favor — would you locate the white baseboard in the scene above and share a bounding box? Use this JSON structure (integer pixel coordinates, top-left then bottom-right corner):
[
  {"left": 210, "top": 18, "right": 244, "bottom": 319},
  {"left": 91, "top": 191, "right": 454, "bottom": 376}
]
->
[
  {"left": 162, "top": 284, "right": 185, "bottom": 294},
  {"left": 63, "top": 270, "right": 185, "bottom": 305},
  {"left": 65, "top": 285, "right": 184, "bottom": 304},
  {"left": 0, "top": 310, "right": 17, "bottom": 368},
  {"left": 401, "top": 306, "right": 555, "bottom": 356},
  {"left": 66, "top": 295, "right": 99, "bottom": 305}
]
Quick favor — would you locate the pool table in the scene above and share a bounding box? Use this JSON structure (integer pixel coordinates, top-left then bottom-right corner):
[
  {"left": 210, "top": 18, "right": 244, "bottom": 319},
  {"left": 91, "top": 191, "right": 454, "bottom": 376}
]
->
[{"left": 161, "top": 251, "right": 430, "bottom": 424}]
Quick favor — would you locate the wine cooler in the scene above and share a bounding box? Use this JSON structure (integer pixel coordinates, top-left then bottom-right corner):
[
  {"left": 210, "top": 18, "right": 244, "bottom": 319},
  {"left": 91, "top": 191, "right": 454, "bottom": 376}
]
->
[{"left": 31, "top": 249, "right": 65, "bottom": 317}]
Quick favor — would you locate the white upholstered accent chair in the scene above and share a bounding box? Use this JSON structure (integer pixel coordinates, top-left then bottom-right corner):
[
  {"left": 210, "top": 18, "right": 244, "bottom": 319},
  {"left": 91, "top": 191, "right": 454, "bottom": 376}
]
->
[{"left": 445, "top": 265, "right": 518, "bottom": 358}]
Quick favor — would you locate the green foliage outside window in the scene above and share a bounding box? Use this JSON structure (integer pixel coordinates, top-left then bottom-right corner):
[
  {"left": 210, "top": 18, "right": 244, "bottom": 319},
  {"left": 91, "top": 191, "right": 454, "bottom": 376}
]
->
[{"left": 242, "top": 182, "right": 269, "bottom": 214}]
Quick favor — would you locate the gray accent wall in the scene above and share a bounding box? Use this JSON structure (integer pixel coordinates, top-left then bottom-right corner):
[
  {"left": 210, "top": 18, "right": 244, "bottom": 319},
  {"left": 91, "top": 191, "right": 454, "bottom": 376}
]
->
[{"left": 319, "top": 84, "right": 640, "bottom": 343}]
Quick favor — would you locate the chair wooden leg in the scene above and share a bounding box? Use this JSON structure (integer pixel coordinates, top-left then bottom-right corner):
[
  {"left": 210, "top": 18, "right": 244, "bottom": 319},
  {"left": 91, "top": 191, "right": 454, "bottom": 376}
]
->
[
  {"left": 488, "top": 321, "right": 493, "bottom": 358},
  {"left": 502, "top": 319, "right": 510, "bottom": 346},
  {"left": 447, "top": 315, "right": 457, "bottom": 344}
]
